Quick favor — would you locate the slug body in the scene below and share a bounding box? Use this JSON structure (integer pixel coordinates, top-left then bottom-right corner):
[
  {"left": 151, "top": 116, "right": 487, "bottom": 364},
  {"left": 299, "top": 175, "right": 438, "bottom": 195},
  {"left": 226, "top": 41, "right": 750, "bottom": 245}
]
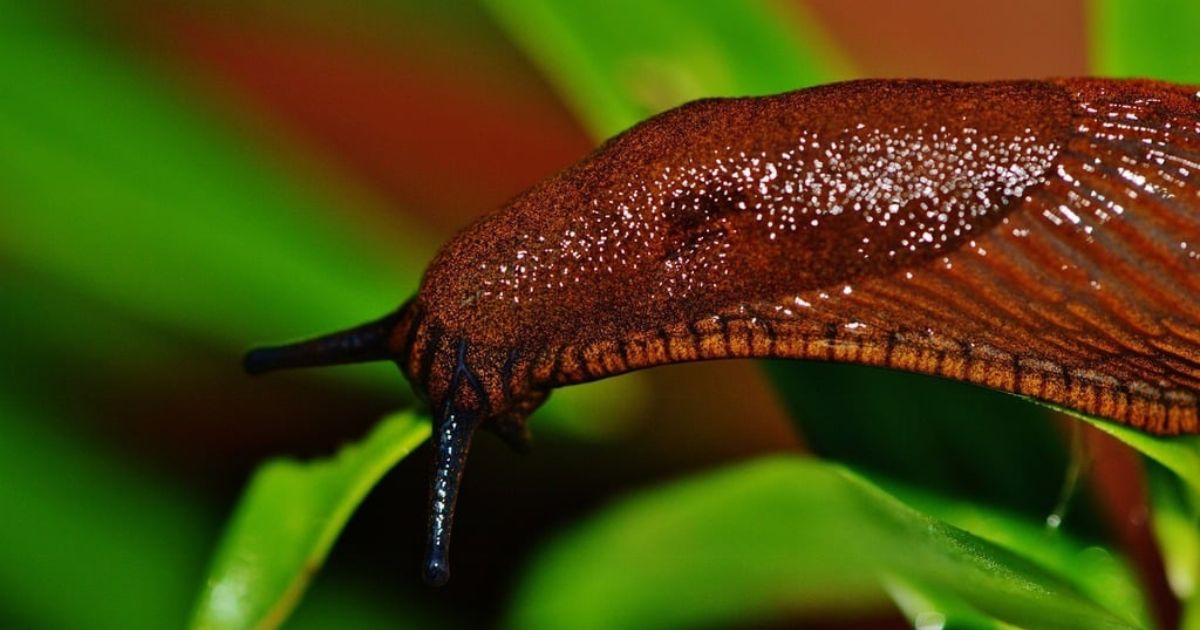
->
[{"left": 246, "top": 78, "right": 1200, "bottom": 585}]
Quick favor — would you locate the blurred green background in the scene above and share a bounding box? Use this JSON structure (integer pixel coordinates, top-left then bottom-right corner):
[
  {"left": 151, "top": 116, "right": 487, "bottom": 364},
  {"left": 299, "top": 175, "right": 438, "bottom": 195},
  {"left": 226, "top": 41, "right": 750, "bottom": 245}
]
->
[{"left": 3, "top": 1, "right": 1199, "bottom": 628}]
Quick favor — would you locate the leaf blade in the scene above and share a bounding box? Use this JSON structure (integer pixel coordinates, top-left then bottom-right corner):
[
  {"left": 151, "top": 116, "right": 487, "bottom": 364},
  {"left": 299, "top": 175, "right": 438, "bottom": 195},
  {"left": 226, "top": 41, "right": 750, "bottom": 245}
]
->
[
  {"left": 189, "top": 411, "right": 430, "bottom": 630},
  {"left": 1049, "top": 405, "right": 1200, "bottom": 496},
  {"left": 509, "top": 456, "right": 1143, "bottom": 630},
  {"left": 482, "top": 0, "right": 847, "bottom": 138},
  {"left": 1090, "top": 0, "right": 1200, "bottom": 82}
]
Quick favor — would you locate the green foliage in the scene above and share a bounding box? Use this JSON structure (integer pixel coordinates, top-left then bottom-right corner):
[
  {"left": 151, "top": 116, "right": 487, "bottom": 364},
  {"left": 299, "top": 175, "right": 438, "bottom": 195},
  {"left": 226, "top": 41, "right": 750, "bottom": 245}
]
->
[
  {"left": 190, "top": 412, "right": 430, "bottom": 630},
  {"left": 482, "top": 0, "right": 847, "bottom": 137},
  {"left": 1145, "top": 464, "right": 1199, "bottom": 603},
  {"left": 880, "top": 478, "right": 1149, "bottom": 626},
  {"left": 882, "top": 575, "right": 1017, "bottom": 630},
  {"left": 1064, "top": 408, "right": 1200, "bottom": 495},
  {"left": 1090, "top": 0, "right": 1200, "bottom": 82},
  {"left": 1066, "top": 407, "right": 1200, "bottom": 627},
  {"left": 769, "top": 364, "right": 1082, "bottom": 523},
  {"left": 508, "top": 457, "right": 1145, "bottom": 630}
]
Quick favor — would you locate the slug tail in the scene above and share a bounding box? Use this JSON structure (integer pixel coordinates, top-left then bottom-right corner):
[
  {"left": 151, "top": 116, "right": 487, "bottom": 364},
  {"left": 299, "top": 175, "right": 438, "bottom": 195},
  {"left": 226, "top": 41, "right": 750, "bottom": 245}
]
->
[{"left": 243, "top": 308, "right": 405, "bottom": 375}]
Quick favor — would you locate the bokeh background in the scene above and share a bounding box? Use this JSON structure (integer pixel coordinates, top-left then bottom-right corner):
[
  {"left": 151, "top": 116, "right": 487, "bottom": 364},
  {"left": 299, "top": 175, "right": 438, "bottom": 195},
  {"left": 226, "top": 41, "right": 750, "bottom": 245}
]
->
[{"left": 3, "top": 1, "right": 1197, "bottom": 628}]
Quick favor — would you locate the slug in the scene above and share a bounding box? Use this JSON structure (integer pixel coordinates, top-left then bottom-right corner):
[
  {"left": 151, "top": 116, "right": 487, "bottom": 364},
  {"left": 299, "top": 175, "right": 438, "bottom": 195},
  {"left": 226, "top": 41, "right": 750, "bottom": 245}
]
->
[{"left": 245, "top": 78, "right": 1200, "bottom": 586}]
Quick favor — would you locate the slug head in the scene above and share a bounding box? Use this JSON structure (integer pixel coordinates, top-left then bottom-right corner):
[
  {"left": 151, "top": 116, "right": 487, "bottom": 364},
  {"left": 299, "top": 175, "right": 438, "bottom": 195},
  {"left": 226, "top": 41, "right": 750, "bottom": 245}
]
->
[{"left": 377, "top": 298, "right": 506, "bottom": 586}]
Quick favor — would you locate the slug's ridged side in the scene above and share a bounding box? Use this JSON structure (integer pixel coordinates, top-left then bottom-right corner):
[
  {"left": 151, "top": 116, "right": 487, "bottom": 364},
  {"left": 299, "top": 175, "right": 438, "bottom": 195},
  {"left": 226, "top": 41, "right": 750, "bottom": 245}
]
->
[{"left": 537, "top": 79, "right": 1200, "bottom": 433}]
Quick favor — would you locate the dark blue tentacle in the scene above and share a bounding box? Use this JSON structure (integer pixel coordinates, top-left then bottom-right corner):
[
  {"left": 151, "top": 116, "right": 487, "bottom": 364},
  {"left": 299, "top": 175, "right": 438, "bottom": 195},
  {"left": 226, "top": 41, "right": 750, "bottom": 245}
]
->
[
  {"left": 422, "top": 339, "right": 489, "bottom": 586},
  {"left": 243, "top": 309, "right": 404, "bottom": 374}
]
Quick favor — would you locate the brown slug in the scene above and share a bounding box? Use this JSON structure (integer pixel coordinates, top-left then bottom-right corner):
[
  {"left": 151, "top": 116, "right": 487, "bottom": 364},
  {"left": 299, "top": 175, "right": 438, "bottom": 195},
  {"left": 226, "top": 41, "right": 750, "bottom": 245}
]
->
[{"left": 245, "top": 78, "right": 1200, "bottom": 586}]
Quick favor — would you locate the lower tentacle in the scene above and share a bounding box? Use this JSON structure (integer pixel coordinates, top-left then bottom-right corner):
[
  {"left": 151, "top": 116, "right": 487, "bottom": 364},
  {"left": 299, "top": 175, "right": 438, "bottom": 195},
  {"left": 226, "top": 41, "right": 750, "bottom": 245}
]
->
[{"left": 423, "top": 403, "right": 481, "bottom": 586}]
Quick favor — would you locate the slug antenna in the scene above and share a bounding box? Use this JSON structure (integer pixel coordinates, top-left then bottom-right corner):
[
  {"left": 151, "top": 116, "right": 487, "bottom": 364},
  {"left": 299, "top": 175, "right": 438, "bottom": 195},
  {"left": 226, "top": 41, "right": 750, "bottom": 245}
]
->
[
  {"left": 423, "top": 340, "right": 488, "bottom": 586},
  {"left": 423, "top": 403, "right": 480, "bottom": 586},
  {"left": 243, "top": 308, "right": 405, "bottom": 374}
]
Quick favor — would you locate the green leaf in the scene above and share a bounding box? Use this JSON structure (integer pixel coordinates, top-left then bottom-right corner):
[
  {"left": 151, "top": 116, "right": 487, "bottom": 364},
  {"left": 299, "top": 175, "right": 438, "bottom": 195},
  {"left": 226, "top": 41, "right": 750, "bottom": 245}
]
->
[
  {"left": 1145, "top": 463, "right": 1200, "bottom": 601},
  {"left": 875, "top": 476, "right": 1151, "bottom": 628},
  {"left": 509, "top": 456, "right": 1143, "bottom": 630},
  {"left": 769, "top": 364, "right": 1090, "bottom": 526},
  {"left": 190, "top": 411, "right": 430, "bottom": 630},
  {"left": 882, "top": 574, "right": 1016, "bottom": 630},
  {"left": 482, "top": 0, "right": 847, "bottom": 138},
  {"left": 1144, "top": 461, "right": 1200, "bottom": 628},
  {"left": 1090, "top": 0, "right": 1200, "bottom": 82},
  {"left": 1055, "top": 406, "right": 1200, "bottom": 496}
]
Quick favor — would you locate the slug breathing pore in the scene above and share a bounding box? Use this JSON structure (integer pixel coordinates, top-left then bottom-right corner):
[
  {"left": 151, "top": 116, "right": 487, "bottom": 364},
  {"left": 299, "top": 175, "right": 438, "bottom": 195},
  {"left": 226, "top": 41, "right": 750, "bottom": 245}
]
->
[{"left": 247, "top": 78, "right": 1200, "bottom": 586}]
